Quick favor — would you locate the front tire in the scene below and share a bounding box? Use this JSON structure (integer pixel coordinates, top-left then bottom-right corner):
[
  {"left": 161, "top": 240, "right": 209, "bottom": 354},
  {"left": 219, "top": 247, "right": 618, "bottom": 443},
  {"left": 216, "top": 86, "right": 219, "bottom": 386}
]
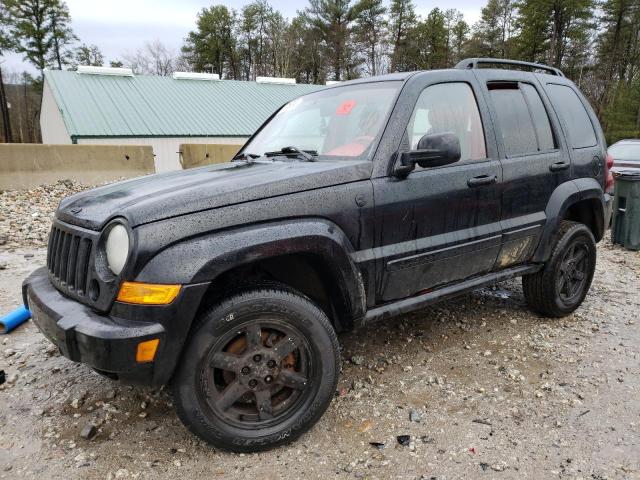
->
[
  {"left": 523, "top": 220, "right": 596, "bottom": 317},
  {"left": 172, "top": 286, "right": 340, "bottom": 452}
]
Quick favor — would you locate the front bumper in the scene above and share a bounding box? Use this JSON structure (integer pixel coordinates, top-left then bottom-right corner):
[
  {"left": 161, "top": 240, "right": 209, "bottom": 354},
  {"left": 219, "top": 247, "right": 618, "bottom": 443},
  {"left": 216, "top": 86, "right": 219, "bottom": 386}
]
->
[{"left": 23, "top": 267, "right": 208, "bottom": 385}]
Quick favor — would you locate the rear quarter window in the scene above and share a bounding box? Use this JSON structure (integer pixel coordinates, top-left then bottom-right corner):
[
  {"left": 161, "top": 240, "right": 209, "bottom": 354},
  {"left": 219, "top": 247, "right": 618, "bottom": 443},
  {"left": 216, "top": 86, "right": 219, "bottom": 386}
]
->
[
  {"left": 545, "top": 84, "right": 597, "bottom": 149},
  {"left": 488, "top": 82, "right": 556, "bottom": 157}
]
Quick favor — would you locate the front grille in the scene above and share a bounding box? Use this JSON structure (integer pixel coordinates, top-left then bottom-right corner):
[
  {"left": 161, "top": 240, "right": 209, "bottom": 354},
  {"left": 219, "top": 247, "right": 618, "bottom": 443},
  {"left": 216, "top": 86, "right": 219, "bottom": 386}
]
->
[{"left": 47, "top": 225, "right": 93, "bottom": 295}]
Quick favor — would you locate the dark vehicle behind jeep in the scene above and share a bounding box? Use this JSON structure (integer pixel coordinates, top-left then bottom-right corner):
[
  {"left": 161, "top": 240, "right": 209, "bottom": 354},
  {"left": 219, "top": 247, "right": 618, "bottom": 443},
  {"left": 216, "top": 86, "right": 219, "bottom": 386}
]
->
[{"left": 23, "top": 58, "right": 612, "bottom": 452}]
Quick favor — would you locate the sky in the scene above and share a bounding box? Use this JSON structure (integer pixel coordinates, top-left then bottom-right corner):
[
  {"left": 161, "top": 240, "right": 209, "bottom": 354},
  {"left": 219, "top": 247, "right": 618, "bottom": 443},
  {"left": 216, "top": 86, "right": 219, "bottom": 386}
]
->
[{"left": 2, "top": 0, "right": 484, "bottom": 75}]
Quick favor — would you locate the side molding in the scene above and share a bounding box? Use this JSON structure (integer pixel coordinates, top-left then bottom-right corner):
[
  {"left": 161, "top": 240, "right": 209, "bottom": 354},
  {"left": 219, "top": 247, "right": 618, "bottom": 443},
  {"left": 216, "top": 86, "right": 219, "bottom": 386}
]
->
[{"left": 136, "top": 218, "right": 367, "bottom": 322}]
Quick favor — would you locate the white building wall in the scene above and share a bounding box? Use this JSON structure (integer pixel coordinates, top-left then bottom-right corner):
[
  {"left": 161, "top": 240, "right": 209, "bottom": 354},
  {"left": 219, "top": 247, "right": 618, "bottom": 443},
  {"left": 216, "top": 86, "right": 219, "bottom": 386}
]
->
[
  {"left": 76, "top": 136, "right": 248, "bottom": 172},
  {"left": 40, "top": 80, "right": 72, "bottom": 145}
]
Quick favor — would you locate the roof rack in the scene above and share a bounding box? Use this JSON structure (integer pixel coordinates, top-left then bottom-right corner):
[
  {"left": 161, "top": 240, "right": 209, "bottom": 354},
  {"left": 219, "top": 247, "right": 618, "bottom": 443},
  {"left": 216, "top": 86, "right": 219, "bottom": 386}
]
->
[{"left": 455, "top": 58, "right": 564, "bottom": 77}]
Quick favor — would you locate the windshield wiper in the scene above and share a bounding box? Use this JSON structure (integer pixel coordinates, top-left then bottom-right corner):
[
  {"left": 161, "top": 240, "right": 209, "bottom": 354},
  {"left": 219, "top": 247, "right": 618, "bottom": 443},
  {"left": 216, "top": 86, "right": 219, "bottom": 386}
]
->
[
  {"left": 264, "top": 146, "right": 317, "bottom": 162},
  {"left": 232, "top": 152, "right": 260, "bottom": 162}
]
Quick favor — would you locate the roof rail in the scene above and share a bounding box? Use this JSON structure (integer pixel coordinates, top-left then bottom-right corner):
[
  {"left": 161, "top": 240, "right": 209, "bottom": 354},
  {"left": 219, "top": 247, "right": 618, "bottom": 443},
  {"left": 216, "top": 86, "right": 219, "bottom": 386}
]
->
[{"left": 455, "top": 58, "right": 564, "bottom": 77}]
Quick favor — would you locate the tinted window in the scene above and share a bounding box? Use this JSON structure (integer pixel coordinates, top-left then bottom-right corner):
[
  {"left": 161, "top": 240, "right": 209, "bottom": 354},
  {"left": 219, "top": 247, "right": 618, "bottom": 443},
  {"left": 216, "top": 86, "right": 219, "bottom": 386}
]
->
[
  {"left": 521, "top": 83, "right": 555, "bottom": 151},
  {"left": 546, "top": 84, "right": 597, "bottom": 149},
  {"left": 489, "top": 85, "right": 538, "bottom": 156},
  {"left": 407, "top": 82, "right": 486, "bottom": 161}
]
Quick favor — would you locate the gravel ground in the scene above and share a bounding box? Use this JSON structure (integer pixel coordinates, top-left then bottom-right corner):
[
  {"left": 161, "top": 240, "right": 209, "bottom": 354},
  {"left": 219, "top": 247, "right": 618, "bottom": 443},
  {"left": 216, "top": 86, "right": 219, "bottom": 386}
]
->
[
  {"left": 0, "top": 180, "right": 98, "bottom": 249},
  {"left": 1, "top": 183, "right": 639, "bottom": 479}
]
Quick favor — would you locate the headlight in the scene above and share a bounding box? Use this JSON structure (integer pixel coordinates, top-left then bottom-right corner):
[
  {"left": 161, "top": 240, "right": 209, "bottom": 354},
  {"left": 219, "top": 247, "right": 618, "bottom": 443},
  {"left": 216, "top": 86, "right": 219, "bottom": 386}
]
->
[{"left": 105, "top": 224, "right": 129, "bottom": 275}]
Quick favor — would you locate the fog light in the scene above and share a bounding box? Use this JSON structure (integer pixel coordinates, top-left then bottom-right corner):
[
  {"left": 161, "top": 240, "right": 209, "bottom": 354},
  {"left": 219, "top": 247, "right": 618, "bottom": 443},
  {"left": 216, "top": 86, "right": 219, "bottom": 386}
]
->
[
  {"left": 136, "top": 338, "right": 160, "bottom": 363},
  {"left": 116, "top": 282, "right": 181, "bottom": 305}
]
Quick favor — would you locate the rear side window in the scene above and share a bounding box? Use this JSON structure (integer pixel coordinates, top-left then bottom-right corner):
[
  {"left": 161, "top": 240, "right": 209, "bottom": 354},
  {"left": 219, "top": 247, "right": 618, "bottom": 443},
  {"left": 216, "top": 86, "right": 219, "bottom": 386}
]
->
[
  {"left": 488, "top": 82, "right": 556, "bottom": 157},
  {"left": 545, "top": 84, "right": 597, "bottom": 149},
  {"left": 521, "top": 84, "right": 555, "bottom": 151}
]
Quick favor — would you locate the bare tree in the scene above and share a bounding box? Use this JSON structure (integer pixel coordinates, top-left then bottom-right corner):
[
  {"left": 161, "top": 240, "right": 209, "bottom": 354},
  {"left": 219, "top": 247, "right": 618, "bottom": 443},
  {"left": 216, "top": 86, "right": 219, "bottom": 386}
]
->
[{"left": 123, "top": 39, "right": 176, "bottom": 76}]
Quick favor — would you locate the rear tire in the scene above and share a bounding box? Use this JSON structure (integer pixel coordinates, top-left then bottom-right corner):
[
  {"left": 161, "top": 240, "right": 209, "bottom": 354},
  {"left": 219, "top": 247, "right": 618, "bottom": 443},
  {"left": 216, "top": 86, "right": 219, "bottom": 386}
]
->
[
  {"left": 172, "top": 286, "right": 339, "bottom": 452},
  {"left": 523, "top": 221, "right": 596, "bottom": 317}
]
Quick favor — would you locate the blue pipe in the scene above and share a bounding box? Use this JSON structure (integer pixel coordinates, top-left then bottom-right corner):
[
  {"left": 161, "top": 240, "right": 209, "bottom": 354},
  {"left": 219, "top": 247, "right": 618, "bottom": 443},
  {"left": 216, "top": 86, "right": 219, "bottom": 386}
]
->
[{"left": 0, "top": 306, "right": 31, "bottom": 334}]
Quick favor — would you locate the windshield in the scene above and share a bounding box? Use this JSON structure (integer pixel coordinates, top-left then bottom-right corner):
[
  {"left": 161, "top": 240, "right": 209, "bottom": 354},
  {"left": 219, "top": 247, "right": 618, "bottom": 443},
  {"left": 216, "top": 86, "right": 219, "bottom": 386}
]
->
[
  {"left": 243, "top": 82, "right": 402, "bottom": 159},
  {"left": 609, "top": 143, "right": 640, "bottom": 161}
]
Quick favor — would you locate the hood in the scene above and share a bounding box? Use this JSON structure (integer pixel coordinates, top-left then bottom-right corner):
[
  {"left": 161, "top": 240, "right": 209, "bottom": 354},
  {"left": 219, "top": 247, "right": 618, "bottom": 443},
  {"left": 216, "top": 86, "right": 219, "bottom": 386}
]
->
[{"left": 57, "top": 159, "right": 372, "bottom": 230}]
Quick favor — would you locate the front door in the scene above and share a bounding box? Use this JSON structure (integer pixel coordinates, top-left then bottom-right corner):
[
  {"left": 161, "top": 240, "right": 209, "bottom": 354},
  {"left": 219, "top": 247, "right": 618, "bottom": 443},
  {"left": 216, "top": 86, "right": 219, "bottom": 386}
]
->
[{"left": 372, "top": 74, "right": 502, "bottom": 303}]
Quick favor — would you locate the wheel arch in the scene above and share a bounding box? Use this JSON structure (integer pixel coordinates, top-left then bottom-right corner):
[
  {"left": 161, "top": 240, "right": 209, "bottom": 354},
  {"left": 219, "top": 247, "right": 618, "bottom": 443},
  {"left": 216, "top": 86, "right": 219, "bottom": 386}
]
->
[
  {"left": 135, "top": 218, "right": 367, "bottom": 332},
  {"left": 533, "top": 179, "right": 605, "bottom": 263}
]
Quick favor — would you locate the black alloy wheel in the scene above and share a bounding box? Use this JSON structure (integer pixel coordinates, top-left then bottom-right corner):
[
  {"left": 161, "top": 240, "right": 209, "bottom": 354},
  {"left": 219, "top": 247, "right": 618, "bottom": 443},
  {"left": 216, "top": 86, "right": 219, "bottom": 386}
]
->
[
  {"left": 523, "top": 220, "right": 597, "bottom": 317},
  {"left": 172, "top": 285, "right": 340, "bottom": 452}
]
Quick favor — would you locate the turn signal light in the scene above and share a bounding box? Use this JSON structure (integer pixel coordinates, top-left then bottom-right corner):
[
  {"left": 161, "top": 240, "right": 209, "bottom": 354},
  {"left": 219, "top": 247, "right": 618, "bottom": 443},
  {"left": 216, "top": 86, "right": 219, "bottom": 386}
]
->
[
  {"left": 136, "top": 338, "right": 160, "bottom": 363},
  {"left": 116, "top": 282, "right": 181, "bottom": 305}
]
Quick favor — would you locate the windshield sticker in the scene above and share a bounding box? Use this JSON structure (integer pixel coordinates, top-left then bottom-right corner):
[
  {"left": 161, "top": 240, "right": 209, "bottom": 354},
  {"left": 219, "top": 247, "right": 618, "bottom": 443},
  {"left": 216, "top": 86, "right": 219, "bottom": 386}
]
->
[{"left": 336, "top": 100, "right": 356, "bottom": 116}]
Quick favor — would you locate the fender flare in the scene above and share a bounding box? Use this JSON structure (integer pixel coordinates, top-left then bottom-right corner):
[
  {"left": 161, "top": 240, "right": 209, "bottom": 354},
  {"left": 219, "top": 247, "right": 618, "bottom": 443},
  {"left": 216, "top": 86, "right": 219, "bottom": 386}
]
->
[
  {"left": 532, "top": 178, "right": 605, "bottom": 263},
  {"left": 136, "top": 218, "right": 367, "bottom": 322}
]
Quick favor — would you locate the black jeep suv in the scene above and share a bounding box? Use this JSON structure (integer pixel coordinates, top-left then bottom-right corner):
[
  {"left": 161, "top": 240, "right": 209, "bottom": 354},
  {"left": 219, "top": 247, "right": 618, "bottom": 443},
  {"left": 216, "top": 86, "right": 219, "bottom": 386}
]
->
[{"left": 23, "top": 58, "right": 613, "bottom": 452}]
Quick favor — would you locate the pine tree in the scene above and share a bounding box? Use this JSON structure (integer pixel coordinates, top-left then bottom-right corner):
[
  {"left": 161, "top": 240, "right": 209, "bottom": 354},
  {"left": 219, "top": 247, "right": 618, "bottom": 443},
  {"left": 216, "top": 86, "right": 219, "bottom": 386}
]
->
[
  {"left": 73, "top": 44, "right": 104, "bottom": 68},
  {"left": 411, "top": 8, "right": 449, "bottom": 70},
  {"left": 388, "top": 0, "right": 416, "bottom": 72},
  {"left": 352, "top": 0, "right": 387, "bottom": 76},
  {"left": 471, "top": 0, "right": 516, "bottom": 58},
  {"left": 4, "top": 0, "right": 52, "bottom": 74},
  {"left": 182, "top": 5, "right": 238, "bottom": 78},
  {"left": 445, "top": 9, "right": 468, "bottom": 65},
  {"left": 288, "top": 12, "right": 326, "bottom": 84},
  {"left": 48, "top": 0, "right": 76, "bottom": 69},
  {"left": 306, "top": 0, "right": 358, "bottom": 81},
  {"left": 239, "top": 0, "right": 273, "bottom": 79}
]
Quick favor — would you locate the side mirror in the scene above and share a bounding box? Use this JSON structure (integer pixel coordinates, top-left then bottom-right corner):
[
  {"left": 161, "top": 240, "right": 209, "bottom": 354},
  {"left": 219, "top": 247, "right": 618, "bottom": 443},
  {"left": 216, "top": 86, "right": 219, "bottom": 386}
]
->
[{"left": 394, "top": 132, "right": 461, "bottom": 177}]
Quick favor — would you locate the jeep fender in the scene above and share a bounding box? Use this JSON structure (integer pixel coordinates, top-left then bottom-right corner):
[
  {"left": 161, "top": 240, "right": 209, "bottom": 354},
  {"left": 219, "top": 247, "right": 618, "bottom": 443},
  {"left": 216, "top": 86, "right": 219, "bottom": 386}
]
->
[
  {"left": 533, "top": 178, "right": 605, "bottom": 263},
  {"left": 136, "top": 218, "right": 367, "bottom": 322}
]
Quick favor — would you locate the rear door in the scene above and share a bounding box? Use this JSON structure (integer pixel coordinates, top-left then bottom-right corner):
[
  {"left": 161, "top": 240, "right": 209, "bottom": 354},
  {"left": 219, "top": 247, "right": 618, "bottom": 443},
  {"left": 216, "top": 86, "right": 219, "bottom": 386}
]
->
[
  {"left": 541, "top": 79, "right": 607, "bottom": 186},
  {"left": 473, "top": 70, "right": 571, "bottom": 268},
  {"left": 370, "top": 70, "right": 503, "bottom": 303}
]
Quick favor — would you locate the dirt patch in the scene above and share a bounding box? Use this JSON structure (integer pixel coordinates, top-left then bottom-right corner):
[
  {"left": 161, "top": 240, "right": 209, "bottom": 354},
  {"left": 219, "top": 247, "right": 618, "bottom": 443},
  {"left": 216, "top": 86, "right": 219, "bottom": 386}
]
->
[{"left": 1, "top": 239, "right": 639, "bottom": 479}]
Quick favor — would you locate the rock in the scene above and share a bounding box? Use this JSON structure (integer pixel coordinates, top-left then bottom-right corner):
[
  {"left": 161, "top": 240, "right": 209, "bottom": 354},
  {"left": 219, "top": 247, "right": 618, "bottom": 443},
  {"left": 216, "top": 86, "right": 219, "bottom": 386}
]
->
[
  {"left": 80, "top": 423, "right": 97, "bottom": 440},
  {"left": 6, "top": 373, "right": 18, "bottom": 384},
  {"left": 114, "top": 469, "right": 130, "bottom": 478},
  {"left": 409, "top": 409, "right": 422, "bottom": 423},
  {"left": 397, "top": 435, "right": 411, "bottom": 446},
  {"left": 350, "top": 355, "right": 365, "bottom": 365},
  {"left": 491, "top": 462, "right": 507, "bottom": 471},
  {"left": 0, "top": 180, "right": 98, "bottom": 248}
]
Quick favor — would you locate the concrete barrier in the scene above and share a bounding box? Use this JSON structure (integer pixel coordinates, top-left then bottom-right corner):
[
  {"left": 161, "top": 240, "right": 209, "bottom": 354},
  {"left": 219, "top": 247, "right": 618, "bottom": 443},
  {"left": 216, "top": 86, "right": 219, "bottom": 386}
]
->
[
  {"left": 0, "top": 144, "right": 155, "bottom": 190},
  {"left": 179, "top": 143, "right": 243, "bottom": 169}
]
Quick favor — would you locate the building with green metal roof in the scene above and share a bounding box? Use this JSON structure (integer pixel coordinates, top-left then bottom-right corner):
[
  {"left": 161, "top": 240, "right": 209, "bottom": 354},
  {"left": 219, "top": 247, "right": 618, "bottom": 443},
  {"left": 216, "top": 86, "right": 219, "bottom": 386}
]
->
[{"left": 40, "top": 68, "right": 323, "bottom": 171}]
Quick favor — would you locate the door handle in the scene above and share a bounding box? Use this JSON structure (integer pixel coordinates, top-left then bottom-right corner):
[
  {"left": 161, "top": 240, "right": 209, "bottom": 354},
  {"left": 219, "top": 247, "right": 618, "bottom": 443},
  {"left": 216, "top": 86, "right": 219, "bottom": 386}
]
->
[
  {"left": 549, "top": 161, "right": 570, "bottom": 172},
  {"left": 467, "top": 174, "right": 497, "bottom": 187}
]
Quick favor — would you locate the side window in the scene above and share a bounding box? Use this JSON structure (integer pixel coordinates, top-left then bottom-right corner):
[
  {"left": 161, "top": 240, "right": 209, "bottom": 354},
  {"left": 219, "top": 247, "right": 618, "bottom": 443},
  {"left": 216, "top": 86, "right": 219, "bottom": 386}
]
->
[
  {"left": 489, "top": 82, "right": 556, "bottom": 157},
  {"left": 407, "top": 82, "right": 486, "bottom": 161},
  {"left": 545, "top": 84, "right": 597, "bottom": 149},
  {"left": 521, "top": 84, "right": 555, "bottom": 151}
]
